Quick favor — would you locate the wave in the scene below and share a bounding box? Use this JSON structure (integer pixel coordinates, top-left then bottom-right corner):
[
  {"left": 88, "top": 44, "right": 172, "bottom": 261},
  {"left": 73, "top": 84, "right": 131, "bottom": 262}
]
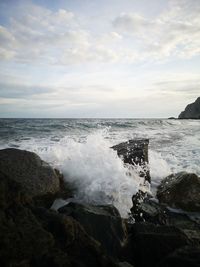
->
[{"left": 0, "top": 119, "right": 200, "bottom": 217}]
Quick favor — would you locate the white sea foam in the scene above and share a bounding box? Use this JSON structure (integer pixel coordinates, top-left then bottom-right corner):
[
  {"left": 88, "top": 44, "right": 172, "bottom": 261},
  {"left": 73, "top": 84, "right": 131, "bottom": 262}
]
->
[
  {"left": 42, "top": 131, "right": 146, "bottom": 217},
  {"left": 149, "top": 150, "right": 172, "bottom": 190},
  {"left": 1, "top": 118, "right": 200, "bottom": 217}
]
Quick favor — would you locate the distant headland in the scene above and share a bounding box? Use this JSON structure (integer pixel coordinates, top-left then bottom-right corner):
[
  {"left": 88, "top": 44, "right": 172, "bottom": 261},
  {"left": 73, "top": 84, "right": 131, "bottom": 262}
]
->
[{"left": 178, "top": 97, "right": 200, "bottom": 119}]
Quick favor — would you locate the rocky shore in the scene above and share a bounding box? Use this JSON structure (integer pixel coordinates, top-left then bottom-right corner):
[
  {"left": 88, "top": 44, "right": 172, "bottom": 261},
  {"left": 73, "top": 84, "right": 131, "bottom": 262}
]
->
[{"left": 0, "top": 140, "right": 200, "bottom": 267}]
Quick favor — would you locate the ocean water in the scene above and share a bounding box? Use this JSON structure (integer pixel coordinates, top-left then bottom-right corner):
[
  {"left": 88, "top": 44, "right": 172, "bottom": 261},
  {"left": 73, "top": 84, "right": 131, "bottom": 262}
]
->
[{"left": 0, "top": 118, "right": 200, "bottom": 217}]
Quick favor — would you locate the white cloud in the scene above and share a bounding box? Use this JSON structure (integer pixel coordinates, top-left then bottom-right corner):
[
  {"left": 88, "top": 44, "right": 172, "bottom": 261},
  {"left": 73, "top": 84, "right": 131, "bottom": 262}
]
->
[
  {"left": 113, "top": 0, "right": 200, "bottom": 60},
  {"left": 1, "top": 0, "right": 200, "bottom": 65}
]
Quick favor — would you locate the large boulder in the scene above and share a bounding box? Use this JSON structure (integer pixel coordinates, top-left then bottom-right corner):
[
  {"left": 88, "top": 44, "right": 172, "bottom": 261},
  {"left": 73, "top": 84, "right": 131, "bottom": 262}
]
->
[
  {"left": 178, "top": 97, "right": 200, "bottom": 119},
  {"left": 157, "top": 172, "right": 200, "bottom": 212},
  {"left": 111, "top": 139, "right": 150, "bottom": 183},
  {"left": 58, "top": 202, "right": 128, "bottom": 258},
  {"left": 0, "top": 148, "right": 60, "bottom": 204}
]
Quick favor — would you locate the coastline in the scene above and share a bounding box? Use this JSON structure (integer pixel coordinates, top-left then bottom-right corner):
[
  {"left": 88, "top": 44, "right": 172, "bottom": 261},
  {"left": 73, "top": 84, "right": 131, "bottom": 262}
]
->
[{"left": 0, "top": 139, "right": 200, "bottom": 266}]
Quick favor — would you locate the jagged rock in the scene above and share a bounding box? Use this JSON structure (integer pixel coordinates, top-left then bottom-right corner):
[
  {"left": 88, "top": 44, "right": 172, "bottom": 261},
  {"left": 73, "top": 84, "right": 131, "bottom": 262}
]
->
[
  {"left": 130, "top": 195, "right": 168, "bottom": 224},
  {"left": 157, "top": 172, "right": 200, "bottom": 212},
  {"left": 122, "top": 222, "right": 191, "bottom": 267},
  {"left": 111, "top": 139, "right": 150, "bottom": 183},
  {"left": 130, "top": 196, "right": 200, "bottom": 246},
  {"left": 58, "top": 202, "right": 127, "bottom": 258},
  {"left": 130, "top": 190, "right": 153, "bottom": 222},
  {"left": 178, "top": 97, "right": 200, "bottom": 119},
  {"left": 0, "top": 148, "right": 60, "bottom": 206}
]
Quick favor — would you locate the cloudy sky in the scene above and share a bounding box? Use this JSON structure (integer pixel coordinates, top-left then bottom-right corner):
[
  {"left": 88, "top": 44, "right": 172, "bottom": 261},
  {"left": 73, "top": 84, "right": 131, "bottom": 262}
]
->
[{"left": 0, "top": 0, "right": 199, "bottom": 118}]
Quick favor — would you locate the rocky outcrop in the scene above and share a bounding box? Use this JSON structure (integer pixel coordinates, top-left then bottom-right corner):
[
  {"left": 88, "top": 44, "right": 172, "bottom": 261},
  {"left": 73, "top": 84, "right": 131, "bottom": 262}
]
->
[
  {"left": 178, "top": 97, "right": 200, "bottom": 119},
  {"left": 112, "top": 139, "right": 150, "bottom": 183},
  {"left": 58, "top": 202, "right": 127, "bottom": 258},
  {"left": 1, "top": 146, "right": 200, "bottom": 267},
  {"left": 157, "top": 172, "right": 200, "bottom": 212},
  {"left": 129, "top": 175, "right": 200, "bottom": 267}
]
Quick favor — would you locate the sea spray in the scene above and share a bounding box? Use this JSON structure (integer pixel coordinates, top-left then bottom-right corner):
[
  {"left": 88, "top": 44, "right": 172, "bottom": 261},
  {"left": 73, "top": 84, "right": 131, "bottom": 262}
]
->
[
  {"left": 149, "top": 150, "right": 172, "bottom": 190},
  {"left": 1, "top": 118, "right": 200, "bottom": 215},
  {"left": 46, "top": 130, "right": 144, "bottom": 217}
]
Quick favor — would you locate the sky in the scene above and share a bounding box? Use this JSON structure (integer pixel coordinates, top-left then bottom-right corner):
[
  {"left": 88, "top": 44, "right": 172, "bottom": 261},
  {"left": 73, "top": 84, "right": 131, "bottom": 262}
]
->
[{"left": 0, "top": 0, "right": 200, "bottom": 118}]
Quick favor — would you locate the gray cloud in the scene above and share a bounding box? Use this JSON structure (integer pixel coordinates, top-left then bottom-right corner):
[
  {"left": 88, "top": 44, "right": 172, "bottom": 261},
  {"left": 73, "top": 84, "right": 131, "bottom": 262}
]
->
[{"left": 0, "top": 83, "right": 55, "bottom": 98}]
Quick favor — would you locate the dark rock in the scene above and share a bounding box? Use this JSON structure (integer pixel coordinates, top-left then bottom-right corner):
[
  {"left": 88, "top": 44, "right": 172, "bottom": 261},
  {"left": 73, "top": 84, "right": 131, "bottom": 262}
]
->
[
  {"left": 33, "top": 207, "right": 118, "bottom": 267},
  {"left": 158, "top": 246, "right": 200, "bottom": 267},
  {"left": 0, "top": 171, "right": 55, "bottom": 267},
  {"left": 58, "top": 202, "right": 127, "bottom": 258},
  {"left": 54, "top": 168, "right": 75, "bottom": 199},
  {"left": 130, "top": 195, "right": 168, "bottom": 224},
  {"left": 168, "top": 117, "right": 176, "bottom": 119},
  {"left": 0, "top": 148, "right": 60, "bottom": 207},
  {"left": 157, "top": 172, "right": 200, "bottom": 212},
  {"left": 0, "top": 171, "right": 118, "bottom": 267},
  {"left": 111, "top": 139, "right": 150, "bottom": 183},
  {"left": 130, "top": 196, "right": 200, "bottom": 246},
  {"left": 178, "top": 97, "right": 200, "bottom": 119},
  {"left": 118, "top": 262, "right": 134, "bottom": 267},
  {"left": 130, "top": 190, "right": 153, "bottom": 222},
  {"left": 122, "top": 222, "right": 191, "bottom": 267}
]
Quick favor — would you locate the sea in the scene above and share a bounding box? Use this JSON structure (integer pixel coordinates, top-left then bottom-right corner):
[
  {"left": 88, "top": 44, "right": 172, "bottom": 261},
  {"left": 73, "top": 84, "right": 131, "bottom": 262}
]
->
[{"left": 0, "top": 118, "right": 200, "bottom": 217}]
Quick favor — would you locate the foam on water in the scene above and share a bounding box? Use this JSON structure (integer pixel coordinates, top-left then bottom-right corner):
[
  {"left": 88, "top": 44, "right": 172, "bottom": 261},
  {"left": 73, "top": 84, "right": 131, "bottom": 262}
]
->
[
  {"left": 0, "top": 118, "right": 200, "bottom": 217},
  {"left": 29, "top": 130, "right": 145, "bottom": 217}
]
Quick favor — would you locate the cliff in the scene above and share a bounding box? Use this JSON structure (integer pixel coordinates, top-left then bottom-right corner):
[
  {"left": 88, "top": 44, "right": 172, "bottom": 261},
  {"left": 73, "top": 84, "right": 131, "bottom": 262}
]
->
[{"left": 178, "top": 97, "right": 200, "bottom": 119}]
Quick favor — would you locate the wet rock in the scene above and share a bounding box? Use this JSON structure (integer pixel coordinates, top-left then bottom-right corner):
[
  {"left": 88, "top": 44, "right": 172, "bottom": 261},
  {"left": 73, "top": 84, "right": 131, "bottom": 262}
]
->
[
  {"left": 130, "top": 190, "right": 153, "bottom": 222},
  {"left": 0, "top": 148, "right": 60, "bottom": 206},
  {"left": 58, "top": 202, "right": 127, "bottom": 258},
  {"left": 178, "top": 97, "right": 200, "bottom": 119},
  {"left": 54, "top": 168, "right": 75, "bottom": 199},
  {"left": 122, "top": 222, "right": 191, "bottom": 267},
  {"left": 157, "top": 172, "right": 200, "bottom": 212},
  {"left": 130, "top": 195, "right": 168, "bottom": 224},
  {"left": 130, "top": 196, "right": 200, "bottom": 245},
  {"left": 111, "top": 139, "right": 150, "bottom": 182}
]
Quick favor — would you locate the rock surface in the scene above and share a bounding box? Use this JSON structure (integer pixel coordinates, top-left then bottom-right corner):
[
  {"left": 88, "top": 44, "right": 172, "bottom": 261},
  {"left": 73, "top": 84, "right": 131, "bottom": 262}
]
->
[
  {"left": 157, "top": 172, "right": 200, "bottom": 211},
  {"left": 158, "top": 245, "right": 200, "bottom": 267},
  {"left": 1, "top": 147, "right": 200, "bottom": 267},
  {"left": 178, "top": 97, "right": 200, "bottom": 119},
  {"left": 0, "top": 170, "right": 118, "bottom": 267},
  {"left": 0, "top": 148, "right": 60, "bottom": 205},
  {"left": 58, "top": 202, "right": 127, "bottom": 257},
  {"left": 122, "top": 222, "right": 191, "bottom": 267},
  {"left": 129, "top": 184, "right": 200, "bottom": 267},
  {"left": 111, "top": 139, "right": 150, "bottom": 182}
]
